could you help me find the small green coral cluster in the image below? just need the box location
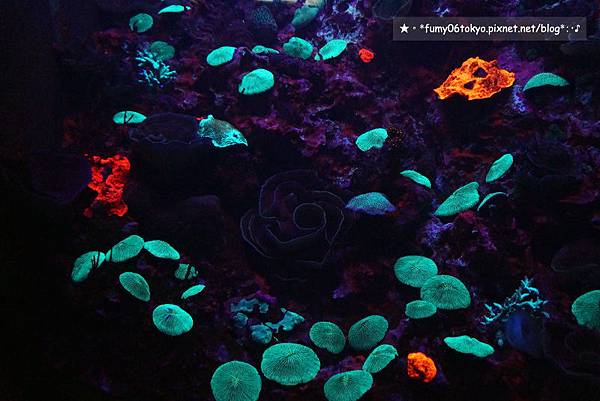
[230,298,304,345]
[309,316,394,401]
[480,277,548,326]
[72,234,204,336]
[135,48,177,88]
[393,254,470,317]
[396,153,513,216]
[255,315,394,401]
[432,152,514,216]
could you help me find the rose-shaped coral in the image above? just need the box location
[240,170,349,271]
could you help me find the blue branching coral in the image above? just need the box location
[481,277,549,326]
[135,48,177,88]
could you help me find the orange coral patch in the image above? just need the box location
[407,352,437,383]
[85,154,130,217]
[434,57,515,101]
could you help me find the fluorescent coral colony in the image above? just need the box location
[6,1,600,401]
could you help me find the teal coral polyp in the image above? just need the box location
[207,46,236,67]
[348,315,389,351]
[261,343,320,386]
[152,304,194,336]
[211,361,262,401]
[283,37,314,59]
[239,69,275,95]
[355,128,388,151]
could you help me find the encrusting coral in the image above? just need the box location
[434,57,515,100]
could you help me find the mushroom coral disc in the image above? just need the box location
[434,57,515,101]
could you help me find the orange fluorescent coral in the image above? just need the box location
[407,352,437,383]
[85,154,130,217]
[359,48,375,63]
[434,57,515,101]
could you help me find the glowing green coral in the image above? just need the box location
[181,284,206,300]
[420,275,471,310]
[261,343,320,385]
[71,251,105,282]
[315,39,348,61]
[210,361,262,401]
[175,263,198,280]
[106,235,144,263]
[291,6,319,28]
[152,304,194,336]
[143,240,180,260]
[239,69,275,95]
[400,170,431,189]
[355,128,388,151]
[265,309,304,332]
[158,4,189,14]
[434,182,479,217]
[324,370,373,401]
[477,192,507,211]
[309,321,346,354]
[346,192,396,216]
[405,300,437,319]
[150,41,175,61]
[207,46,236,67]
[571,290,600,331]
[112,111,146,124]
[136,49,176,87]
[252,45,279,55]
[393,255,438,288]
[523,72,569,91]
[283,37,314,60]
[129,13,153,33]
[230,298,269,314]
[481,277,548,326]
[362,344,398,373]
[348,315,388,351]
[118,272,150,302]
[250,324,273,344]
[444,335,494,358]
[485,154,513,183]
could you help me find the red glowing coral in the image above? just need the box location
[85,154,130,217]
[434,57,515,101]
[359,48,374,63]
[407,352,437,383]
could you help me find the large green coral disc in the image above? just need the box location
[261,343,320,385]
[420,275,471,310]
[211,361,262,401]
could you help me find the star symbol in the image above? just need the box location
[399,23,409,33]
